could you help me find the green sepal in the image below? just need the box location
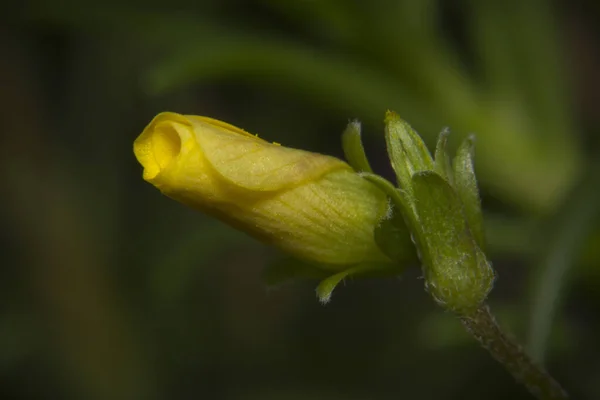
[262,256,330,287]
[342,120,373,173]
[433,127,454,185]
[316,262,401,304]
[360,172,424,260]
[263,256,404,304]
[384,111,434,193]
[374,209,417,264]
[411,171,494,314]
[453,136,486,251]
[360,173,416,226]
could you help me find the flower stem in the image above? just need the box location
[460,304,568,400]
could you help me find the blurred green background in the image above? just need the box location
[2,0,600,399]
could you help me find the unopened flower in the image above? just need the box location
[134,112,391,268]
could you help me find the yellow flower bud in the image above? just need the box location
[134,112,390,268]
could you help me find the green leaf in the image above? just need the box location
[433,127,453,185]
[342,120,373,173]
[143,34,428,126]
[453,136,485,251]
[411,171,494,313]
[262,0,358,43]
[468,0,572,143]
[262,256,330,287]
[527,163,600,363]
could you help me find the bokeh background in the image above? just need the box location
[2,1,600,399]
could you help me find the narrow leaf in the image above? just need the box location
[528,163,600,363]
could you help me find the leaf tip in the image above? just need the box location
[317,291,332,305]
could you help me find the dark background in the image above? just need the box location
[1,1,599,399]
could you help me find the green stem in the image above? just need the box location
[461,304,568,400]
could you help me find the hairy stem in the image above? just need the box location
[460,304,568,400]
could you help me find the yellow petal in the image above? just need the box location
[187,115,350,191]
[238,168,389,266]
[133,112,193,182]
